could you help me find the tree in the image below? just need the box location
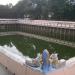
[13,0,33,18]
[0,0,75,20]
[30,0,49,19]
[47,0,67,20]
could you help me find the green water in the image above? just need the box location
[0,35,75,59]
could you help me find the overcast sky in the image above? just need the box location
[0,0,20,5]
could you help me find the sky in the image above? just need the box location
[0,0,20,5]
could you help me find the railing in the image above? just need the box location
[18,19,75,29]
[0,19,75,29]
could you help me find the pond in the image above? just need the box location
[0,35,75,59]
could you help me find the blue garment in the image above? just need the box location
[41,49,55,73]
[41,49,50,73]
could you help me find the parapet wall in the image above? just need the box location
[0,46,75,75]
[0,50,43,75]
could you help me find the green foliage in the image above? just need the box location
[0,0,75,20]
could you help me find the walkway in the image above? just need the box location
[0,31,75,48]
